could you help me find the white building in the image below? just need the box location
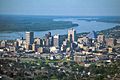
[53,34,59,47]
[68,28,76,42]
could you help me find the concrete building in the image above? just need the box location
[9,46,16,52]
[42,39,46,47]
[44,32,52,47]
[45,38,49,46]
[68,28,76,42]
[32,43,36,51]
[34,38,41,45]
[78,36,89,44]
[116,39,120,44]
[97,34,105,43]
[26,32,34,45]
[74,53,86,63]
[48,32,51,37]
[53,34,59,47]
[49,36,53,46]
[32,43,39,52]
[0,40,6,47]
[38,47,43,53]
[14,41,19,51]
[26,32,34,50]
[50,47,59,53]
[17,39,23,46]
[106,38,116,47]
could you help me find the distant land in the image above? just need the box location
[99,25,120,38]
[78,16,120,24]
[0,15,120,32]
[0,15,78,32]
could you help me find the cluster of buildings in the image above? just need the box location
[0,28,120,66]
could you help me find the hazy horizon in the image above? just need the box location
[0,0,120,16]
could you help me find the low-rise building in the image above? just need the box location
[106,38,117,47]
[74,53,86,63]
[37,47,43,53]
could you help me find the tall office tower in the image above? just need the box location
[68,28,76,42]
[97,34,105,43]
[44,34,49,46]
[45,38,49,46]
[45,32,52,46]
[42,39,46,47]
[49,36,53,46]
[48,32,51,37]
[53,34,59,47]
[26,32,34,50]
[14,41,19,51]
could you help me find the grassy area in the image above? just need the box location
[0,57,35,62]
[45,59,68,64]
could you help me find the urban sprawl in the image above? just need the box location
[0,28,120,80]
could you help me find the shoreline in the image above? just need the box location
[0,16,120,40]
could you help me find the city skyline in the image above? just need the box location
[0,0,120,16]
[0,0,120,80]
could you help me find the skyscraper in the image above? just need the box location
[26,32,34,50]
[44,34,49,46]
[48,32,51,37]
[97,34,105,43]
[53,34,59,47]
[68,28,76,42]
[49,36,53,46]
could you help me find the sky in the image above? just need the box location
[0,0,120,16]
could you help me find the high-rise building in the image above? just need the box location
[26,32,34,45]
[45,38,49,46]
[42,39,46,47]
[44,33,49,46]
[49,36,53,46]
[14,41,19,51]
[26,32,34,50]
[68,28,76,42]
[43,32,53,47]
[48,32,51,37]
[97,34,105,43]
[53,34,59,47]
